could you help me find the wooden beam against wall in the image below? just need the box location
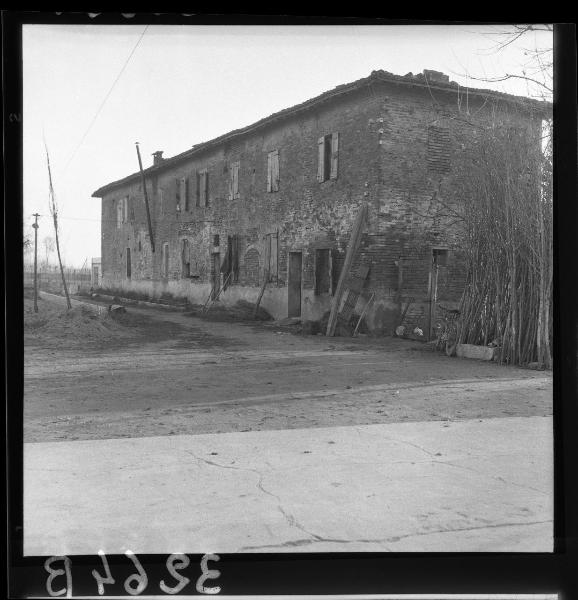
[325,202,368,337]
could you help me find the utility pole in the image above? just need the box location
[32,213,40,313]
[135,142,155,253]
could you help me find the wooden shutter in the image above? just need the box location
[269,231,278,280]
[317,137,325,182]
[272,150,279,192]
[184,177,190,210]
[195,172,200,206]
[233,162,240,199]
[199,171,207,207]
[180,178,187,209]
[267,152,272,192]
[330,132,339,180]
[427,126,451,173]
[205,171,210,206]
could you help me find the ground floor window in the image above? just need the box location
[314,248,332,295]
[126,248,131,278]
[162,242,169,279]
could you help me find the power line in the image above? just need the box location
[61,25,149,175]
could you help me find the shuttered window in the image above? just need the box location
[267,150,279,192]
[198,170,209,207]
[230,161,240,199]
[179,177,188,211]
[265,231,278,281]
[317,133,339,182]
[427,126,450,173]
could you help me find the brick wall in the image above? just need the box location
[99,79,542,333]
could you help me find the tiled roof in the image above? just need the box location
[92,69,551,198]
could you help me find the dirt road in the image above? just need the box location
[24,294,552,443]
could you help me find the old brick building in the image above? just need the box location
[92,69,547,335]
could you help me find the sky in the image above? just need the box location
[22,23,553,267]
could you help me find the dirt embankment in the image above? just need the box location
[23,293,172,348]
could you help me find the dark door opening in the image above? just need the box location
[126,248,131,279]
[288,251,302,317]
[211,252,221,300]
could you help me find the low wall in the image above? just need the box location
[100,276,400,333]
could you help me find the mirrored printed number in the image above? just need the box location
[196,553,221,595]
[92,550,116,595]
[44,556,72,598]
[159,553,191,595]
[124,550,148,595]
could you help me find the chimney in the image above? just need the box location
[423,69,449,84]
[152,151,164,166]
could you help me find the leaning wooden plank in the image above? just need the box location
[326,203,368,336]
[254,269,270,318]
[353,292,375,337]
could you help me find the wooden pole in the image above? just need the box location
[45,145,72,309]
[135,142,155,253]
[32,213,40,312]
[254,270,269,318]
[326,202,368,337]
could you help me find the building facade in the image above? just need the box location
[92,69,547,335]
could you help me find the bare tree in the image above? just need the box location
[465,24,553,101]
[42,236,56,268]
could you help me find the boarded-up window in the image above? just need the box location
[267,150,280,192]
[317,133,339,182]
[314,248,332,295]
[181,239,190,277]
[265,231,278,281]
[117,197,128,228]
[427,126,450,173]
[198,170,209,207]
[229,161,240,199]
[162,242,169,279]
[244,248,261,287]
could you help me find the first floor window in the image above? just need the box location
[317,132,339,182]
[267,150,279,192]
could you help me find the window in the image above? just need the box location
[432,247,449,266]
[159,188,164,214]
[265,231,278,281]
[229,161,240,199]
[162,242,169,279]
[181,239,191,278]
[221,234,240,283]
[126,248,132,278]
[427,126,450,173]
[314,248,332,295]
[116,197,128,228]
[317,133,339,182]
[197,170,209,207]
[267,150,279,192]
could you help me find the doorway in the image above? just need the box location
[211,252,221,300]
[288,251,302,317]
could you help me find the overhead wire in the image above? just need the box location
[60,25,149,176]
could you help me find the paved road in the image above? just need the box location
[25,416,552,555]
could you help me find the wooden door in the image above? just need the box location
[211,252,220,300]
[288,252,302,317]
